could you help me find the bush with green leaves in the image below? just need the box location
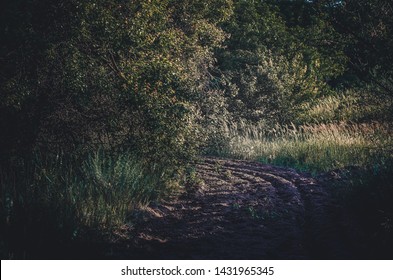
[216,0,346,125]
[0,0,234,257]
[331,0,393,96]
[0,0,232,177]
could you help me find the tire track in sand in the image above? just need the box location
[108,157,353,259]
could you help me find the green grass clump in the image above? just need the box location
[0,151,162,258]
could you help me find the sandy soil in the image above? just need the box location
[104,157,361,259]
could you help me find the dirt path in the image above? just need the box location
[106,157,356,259]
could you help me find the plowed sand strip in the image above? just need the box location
[109,157,353,259]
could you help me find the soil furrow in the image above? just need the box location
[106,157,352,259]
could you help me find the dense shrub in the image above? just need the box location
[0,0,231,174]
[0,0,233,258]
[216,0,346,125]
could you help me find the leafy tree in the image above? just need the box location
[328,0,393,95]
[216,0,346,124]
[0,0,232,180]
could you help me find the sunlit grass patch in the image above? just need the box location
[215,120,392,173]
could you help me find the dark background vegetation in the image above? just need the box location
[1,0,392,258]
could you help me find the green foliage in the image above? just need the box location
[0,0,232,174]
[0,151,161,258]
[1,0,393,258]
[0,1,234,256]
[216,0,347,125]
[330,0,393,95]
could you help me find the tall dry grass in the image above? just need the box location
[215,120,392,172]
[297,89,393,124]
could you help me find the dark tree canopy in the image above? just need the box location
[1,0,391,162]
